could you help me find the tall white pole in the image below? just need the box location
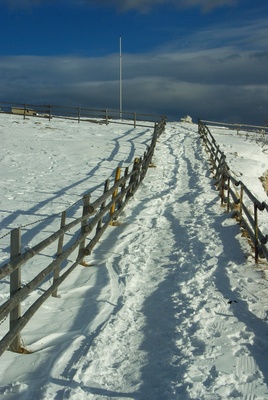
[119,36,122,120]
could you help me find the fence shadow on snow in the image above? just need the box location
[0,116,166,356]
[198,120,268,265]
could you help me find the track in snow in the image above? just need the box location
[3,122,268,400]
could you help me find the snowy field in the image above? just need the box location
[1,114,268,399]
[208,124,268,203]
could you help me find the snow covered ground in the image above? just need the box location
[208,124,268,203]
[1,114,268,399]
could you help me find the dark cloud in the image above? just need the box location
[0,5,267,125]
[1,40,268,124]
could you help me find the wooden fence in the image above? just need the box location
[198,120,268,264]
[200,119,268,135]
[0,117,166,357]
[0,101,163,128]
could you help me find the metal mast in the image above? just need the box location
[119,36,122,120]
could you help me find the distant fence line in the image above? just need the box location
[201,119,268,135]
[0,101,164,128]
[198,119,268,264]
[0,116,166,357]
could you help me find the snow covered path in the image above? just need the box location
[43,123,268,399]
[1,122,268,399]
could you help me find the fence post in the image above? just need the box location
[23,104,26,120]
[227,176,231,213]
[97,179,110,232]
[49,105,52,121]
[239,185,244,222]
[215,145,220,164]
[79,194,91,265]
[110,166,121,224]
[52,211,66,297]
[105,109,109,125]
[9,228,22,352]
[219,173,226,206]
[254,203,259,263]
[138,152,145,181]
[78,107,81,123]
[126,158,140,200]
[118,167,128,209]
[134,112,137,128]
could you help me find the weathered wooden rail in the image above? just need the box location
[0,101,163,128]
[0,117,166,357]
[199,120,268,264]
[200,119,268,135]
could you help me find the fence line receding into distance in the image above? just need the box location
[0,101,164,128]
[198,119,268,265]
[0,116,166,357]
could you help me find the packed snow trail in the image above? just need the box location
[2,122,268,399]
[41,123,268,399]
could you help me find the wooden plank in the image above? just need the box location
[110,167,121,222]
[0,229,89,323]
[52,211,66,297]
[0,204,95,280]
[97,179,110,232]
[78,194,91,265]
[9,228,22,352]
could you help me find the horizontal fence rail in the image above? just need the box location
[198,119,268,264]
[0,116,166,357]
[0,101,164,128]
[201,119,268,135]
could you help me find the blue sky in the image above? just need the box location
[0,0,268,124]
